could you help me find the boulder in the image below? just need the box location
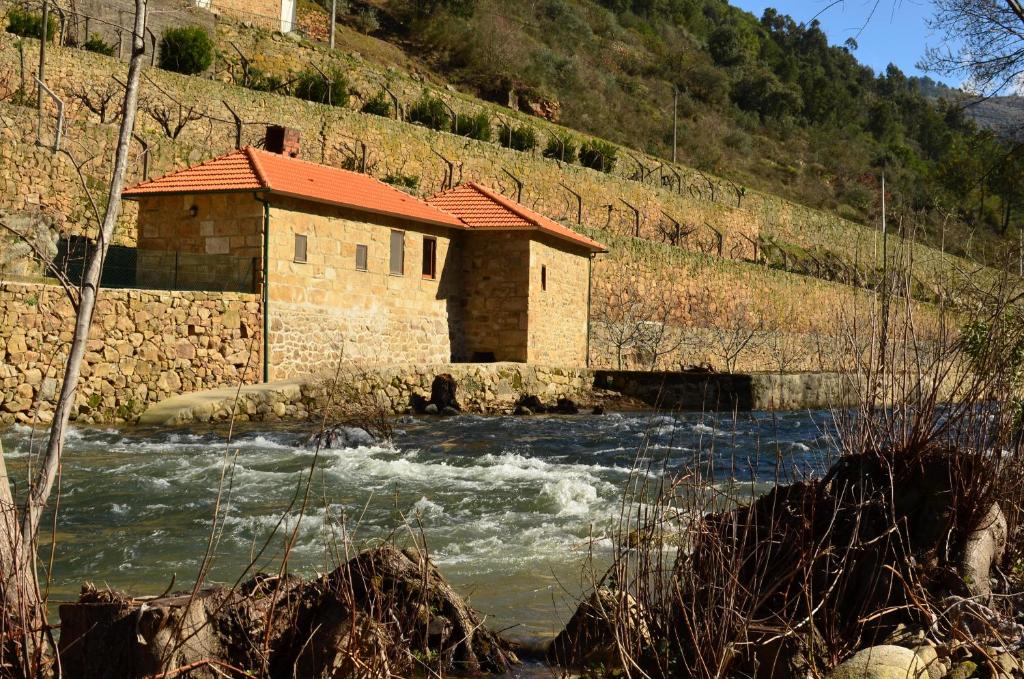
[828,646,928,679]
[554,397,579,414]
[515,395,547,413]
[430,374,460,412]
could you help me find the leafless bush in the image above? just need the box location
[66,80,123,124]
[591,274,685,370]
[701,300,765,373]
[142,97,205,139]
[560,248,1024,677]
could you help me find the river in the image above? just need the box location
[1,409,836,648]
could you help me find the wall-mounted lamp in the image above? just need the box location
[188,205,199,218]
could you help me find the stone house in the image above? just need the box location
[122,137,605,381]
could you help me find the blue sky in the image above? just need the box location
[729,0,960,86]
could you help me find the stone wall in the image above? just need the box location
[527,234,590,366]
[135,192,263,291]
[460,232,530,362]
[265,197,462,378]
[0,281,261,424]
[139,363,596,426]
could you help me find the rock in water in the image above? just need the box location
[430,374,460,412]
[307,425,376,449]
[515,394,547,413]
[555,398,579,414]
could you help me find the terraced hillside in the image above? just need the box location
[0,12,1001,370]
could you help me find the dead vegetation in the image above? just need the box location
[553,253,1024,677]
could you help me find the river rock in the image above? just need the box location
[515,394,546,413]
[430,374,460,412]
[554,397,579,414]
[828,645,928,679]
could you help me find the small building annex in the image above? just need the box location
[122,138,606,381]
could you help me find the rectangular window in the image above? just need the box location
[389,230,405,275]
[541,264,547,291]
[422,236,437,280]
[355,244,368,271]
[294,234,308,263]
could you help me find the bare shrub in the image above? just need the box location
[559,248,1024,677]
[591,273,684,370]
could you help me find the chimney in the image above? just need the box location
[265,125,300,158]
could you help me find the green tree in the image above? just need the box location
[158,26,213,75]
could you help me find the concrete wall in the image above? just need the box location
[527,234,590,366]
[265,197,462,379]
[0,281,261,424]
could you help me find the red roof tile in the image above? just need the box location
[426,182,606,252]
[123,147,464,228]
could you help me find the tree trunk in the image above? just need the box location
[3,0,148,661]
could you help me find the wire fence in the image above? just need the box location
[51,237,258,293]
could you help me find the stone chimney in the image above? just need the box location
[264,125,300,158]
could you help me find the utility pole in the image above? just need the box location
[329,0,336,49]
[672,85,678,164]
[36,0,49,145]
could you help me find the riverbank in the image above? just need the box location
[136,365,885,427]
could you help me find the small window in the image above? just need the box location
[389,230,405,275]
[541,264,547,291]
[294,234,308,263]
[422,236,437,280]
[355,244,368,271]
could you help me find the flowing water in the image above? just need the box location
[1,410,837,650]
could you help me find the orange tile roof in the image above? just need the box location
[123,147,464,228]
[426,182,606,252]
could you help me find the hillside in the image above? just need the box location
[0,1,1014,372]
[308,0,1022,261]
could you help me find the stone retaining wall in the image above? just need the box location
[138,363,594,426]
[0,281,261,424]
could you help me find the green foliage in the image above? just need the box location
[543,134,578,163]
[579,139,618,172]
[382,173,420,191]
[5,7,56,41]
[361,91,393,117]
[497,122,538,151]
[244,67,286,93]
[293,67,349,106]
[453,111,492,140]
[82,34,115,56]
[408,95,450,131]
[158,26,213,75]
[708,23,756,66]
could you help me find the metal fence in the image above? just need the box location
[51,237,258,293]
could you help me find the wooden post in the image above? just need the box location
[36,0,50,145]
[672,85,678,164]
[329,0,336,48]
